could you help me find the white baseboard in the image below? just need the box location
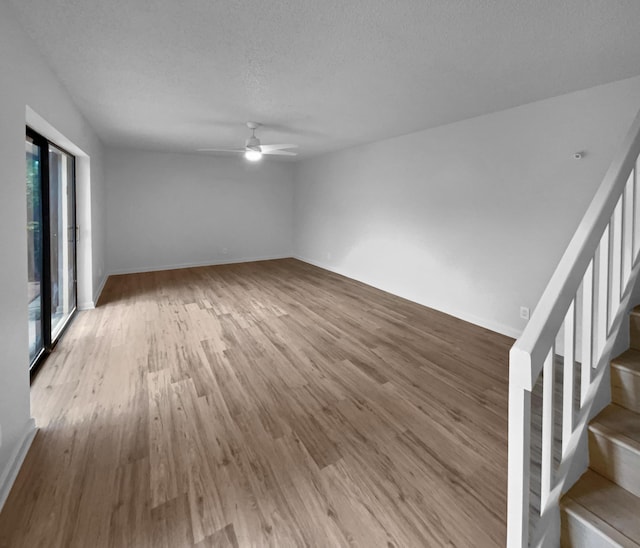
[293,255,522,339]
[92,273,108,307]
[78,274,109,310]
[0,419,37,512]
[78,274,108,310]
[107,254,292,276]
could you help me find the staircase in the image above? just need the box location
[507,106,640,548]
[561,306,640,547]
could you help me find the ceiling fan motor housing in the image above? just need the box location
[245,136,261,150]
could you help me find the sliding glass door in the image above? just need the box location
[26,128,77,372]
[49,145,77,339]
[26,135,44,364]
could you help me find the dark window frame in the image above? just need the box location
[26,127,78,381]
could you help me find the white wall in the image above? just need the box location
[0,0,106,509]
[106,149,295,274]
[294,76,640,337]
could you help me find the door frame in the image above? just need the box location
[26,126,78,380]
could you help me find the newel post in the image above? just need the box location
[507,347,533,548]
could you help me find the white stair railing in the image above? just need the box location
[507,108,640,548]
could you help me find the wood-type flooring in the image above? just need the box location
[0,259,513,547]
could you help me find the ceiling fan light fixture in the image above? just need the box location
[197,122,297,159]
[244,148,262,161]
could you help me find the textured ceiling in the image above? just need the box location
[8,0,640,158]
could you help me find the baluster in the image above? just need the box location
[562,301,576,455]
[634,164,640,263]
[581,261,594,405]
[541,346,555,510]
[596,225,610,361]
[610,198,622,319]
[622,172,634,291]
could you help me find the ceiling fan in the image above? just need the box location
[197,122,297,161]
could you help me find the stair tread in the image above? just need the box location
[562,498,640,548]
[612,349,640,375]
[564,470,640,543]
[590,404,640,446]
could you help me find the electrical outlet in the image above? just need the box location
[520,306,530,320]
[222,247,228,255]
[327,252,332,260]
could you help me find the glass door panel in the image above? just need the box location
[26,136,44,364]
[26,128,77,374]
[49,145,76,340]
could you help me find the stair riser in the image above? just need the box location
[588,431,640,498]
[612,366,640,413]
[561,507,638,548]
[630,313,640,351]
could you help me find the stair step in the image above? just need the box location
[561,470,640,547]
[588,404,640,497]
[612,349,640,413]
[630,306,640,351]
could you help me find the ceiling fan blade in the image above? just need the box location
[263,149,297,156]
[197,148,245,153]
[260,144,298,152]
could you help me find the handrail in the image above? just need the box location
[507,105,640,548]
[511,108,640,392]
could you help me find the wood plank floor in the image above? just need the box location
[0,258,513,547]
